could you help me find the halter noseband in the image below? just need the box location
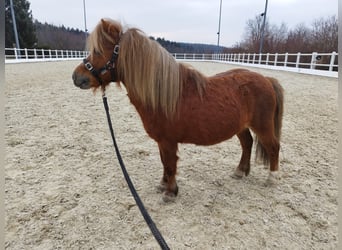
[83,44,120,85]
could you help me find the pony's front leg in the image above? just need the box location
[157,141,179,202]
[232,128,253,178]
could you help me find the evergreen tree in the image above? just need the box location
[5,0,37,48]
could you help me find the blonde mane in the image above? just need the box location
[89,19,207,117]
[86,19,120,56]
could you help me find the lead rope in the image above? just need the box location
[102,94,170,250]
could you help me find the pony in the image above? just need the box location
[72,18,284,202]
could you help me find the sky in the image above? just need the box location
[28,0,337,47]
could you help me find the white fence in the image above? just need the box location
[5,48,88,63]
[173,51,338,78]
[5,48,338,77]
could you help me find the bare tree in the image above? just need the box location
[242,15,266,52]
[238,15,338,68]
[285,23,311,53]
[310,15,338,52]
[266,22,288,52]
[241,16,288,53]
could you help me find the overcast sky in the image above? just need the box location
[28,0,337,47]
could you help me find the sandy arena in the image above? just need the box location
[5,61,338,249]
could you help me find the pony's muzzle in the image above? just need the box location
[72,71,91,89]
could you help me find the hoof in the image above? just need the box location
[162,191,177,203]
[266,171,281,186]
[157,179,178,201]
[231,168,245,179]
[156,183,167,193]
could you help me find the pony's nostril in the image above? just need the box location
[72,72,76,81]
[72,72,82,87]
[73,73,91,89]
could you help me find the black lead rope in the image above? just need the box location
[102,95,170,250]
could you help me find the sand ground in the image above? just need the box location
[5,61,338,249]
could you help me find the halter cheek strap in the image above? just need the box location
[83,44,120,86]
[83,58,104,84]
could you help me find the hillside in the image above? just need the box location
[35,21,86,50]
[34,21,228,53]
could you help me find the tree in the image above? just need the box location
[266,22,288,53]
[310,15,338,52]
[242,15,266,52]
[240,15,337,54]
[5,0,37,48]
[34,21,87,50]
[285,23,311,53]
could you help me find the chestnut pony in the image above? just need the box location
[72,19,284,201]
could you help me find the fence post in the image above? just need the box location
[49,49,52,59]
[14,48,18,59]
[266,53,270,65]
[258,53,262,64]
[42,49,45,59]
[274,53,278,66]
[24,48,28,59]
[296,52,301,68]
[310,52,317,69]
[284,53,288,67]
[329,51,336,71]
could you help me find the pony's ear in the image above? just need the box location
[101,19,121,39]
[101,19,110,31]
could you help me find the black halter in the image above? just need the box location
[83,44,120,85]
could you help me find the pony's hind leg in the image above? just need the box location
[255,133,281,185]
[232,128,253,179]
[157,141,179,202]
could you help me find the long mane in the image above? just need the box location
[89,19,207,118]
[86,18,119,56]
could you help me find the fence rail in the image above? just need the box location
[173,51,338,77]
[5,48,338,77]
[5,48,88,63]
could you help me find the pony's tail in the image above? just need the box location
[255,77,284,165]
